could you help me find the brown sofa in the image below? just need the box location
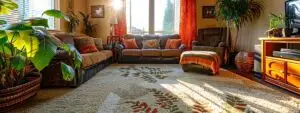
[41,32,113,87]
[117,34,185,63]
[192,28,227,65]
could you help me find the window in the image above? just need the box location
[0,0,56,29]
[126,0,180,35]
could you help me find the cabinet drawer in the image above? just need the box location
[266,70,285,82]
[287,74,300,88]
[287,62,300,76]
[266,59,286,72]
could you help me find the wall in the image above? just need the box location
[196,0,220,29]
[237,0,285,51]
[196,0,285,51]
[87,0,113,44]
[59,0,87,33]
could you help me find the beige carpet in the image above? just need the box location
[11,64,300,113]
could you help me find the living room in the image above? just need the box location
[0,0,300,113]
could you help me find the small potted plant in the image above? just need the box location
[0,0,82,112]
[79,12,97,37]
[266,13,287,37]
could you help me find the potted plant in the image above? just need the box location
[266,13,287,37]
[0,0,82,111]
[216,0,263,65]
[67,11,80,34]
[79,12,97,37]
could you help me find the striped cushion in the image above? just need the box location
[165,39,181,49]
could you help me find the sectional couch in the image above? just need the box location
[117,34,185,63]
[41,32,113,87]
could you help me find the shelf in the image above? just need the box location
[266,56,300,64]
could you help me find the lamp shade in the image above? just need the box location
[109,16,118,25]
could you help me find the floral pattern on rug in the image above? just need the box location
[9,64,300,113]
[119,65,173,83]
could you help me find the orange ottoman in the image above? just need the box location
[180,51,221,75]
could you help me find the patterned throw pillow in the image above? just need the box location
[165,39,181,49]
[75,37,99,54]
[143,39,160,49]
[93,38,104,51]
[122,38,139,49]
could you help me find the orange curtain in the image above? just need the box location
[114,0,127,36]
[179,0,197,50]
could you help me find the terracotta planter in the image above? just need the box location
[235,52,254,73]
[0,72,41,112]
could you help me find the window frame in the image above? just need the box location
[126,0,179,35]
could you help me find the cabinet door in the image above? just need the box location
[287,62,300,88]
[266,59,286,82]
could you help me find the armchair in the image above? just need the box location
[192,28,227,65]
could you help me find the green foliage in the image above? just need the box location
[79,12,97,36]
[162,0,175,34]
[0,0,18,15]
[11,55,25,71]
[216,0,263,28]
[269,13,285,29]
[60,62,75,81]
[216,0,263,52]
[0,3,82,89]
[0,20,6,25]
[66,11,80,33]
[43,9,70,21]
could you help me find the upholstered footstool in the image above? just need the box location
[180,51,221,75]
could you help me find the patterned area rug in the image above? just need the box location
[11,64,300,113]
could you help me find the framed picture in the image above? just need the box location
[91,5,105,18]
[202,6,216,18]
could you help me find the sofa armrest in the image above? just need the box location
[218,42,226,47]
[178,44,186,51]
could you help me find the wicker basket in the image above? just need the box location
[0,72,41,112]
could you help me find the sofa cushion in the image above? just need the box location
[161,49,182,57]
[122,38,139,49]
[165,39,181,49]
[100,50,113,59]
[75,37,98,54]
[81,52,106,68]
[93,38,104,51]
[124,34,143,49]
[159,34,180,49]
[142,49,161,57]
[122,49,142,56]
[142,39,160,49]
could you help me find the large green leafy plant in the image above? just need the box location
[0,0,82,89]
[216,0,263,52]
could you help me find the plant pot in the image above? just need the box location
[235,52,254,73]
[0,72,41,112]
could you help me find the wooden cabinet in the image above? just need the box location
[260,38,300,95]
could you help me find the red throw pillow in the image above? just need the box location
[122,38,139,49]
[75,37,99,54]
[80,45,99,54]
[165,39,181,49]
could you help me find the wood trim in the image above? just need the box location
[261,38,300,95]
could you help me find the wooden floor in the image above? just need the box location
[225,66,300,98]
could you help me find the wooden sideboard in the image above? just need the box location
[260,38,300,94]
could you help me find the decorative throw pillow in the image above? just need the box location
[75,37,99,54]
[93,38,104,51]
[122,38,139,49]
[143,39,160,49]
[165,39,181,49]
